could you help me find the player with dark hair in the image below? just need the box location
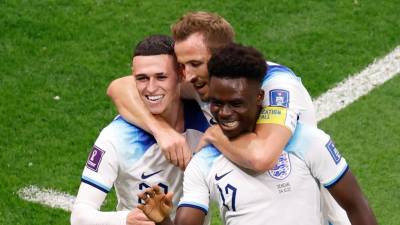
[70,35,209,225]
[107,11,350,224]
[137,43,378,225]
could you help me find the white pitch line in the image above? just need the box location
[314,46,400,121]
[17,46,400,211]
[18,185,76,211]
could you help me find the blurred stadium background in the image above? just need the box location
[1,1,399,224]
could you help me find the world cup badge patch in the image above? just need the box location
[86,145,105,172]
[325,139,341,164]
[269,89,289,107]
[268,152,291,180]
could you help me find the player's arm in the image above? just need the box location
[199,123,291,172]
[107,76,191,169]
[71,141,154,225]
[71,183,154,225]
[200,80,301,172]
[306,131,378,225]
[327,170,378,225]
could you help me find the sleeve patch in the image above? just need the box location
[86,145,105,172]
[325,140,342,165]
[269,89,289,107]
[257,106,287,125]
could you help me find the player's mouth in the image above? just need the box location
[192,81,208,99]
[193,80,206,89]
[146,95,164,103]
[219,120,239,131]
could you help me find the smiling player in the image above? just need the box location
[137,43,378,225]
[70,35,209,225]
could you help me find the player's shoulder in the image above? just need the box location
[182,99,209,133]
[266,61,295,74]
[285,123,331,157]
[192,145,221,166]
[189,145,222,176]
[100,115,147,136]
[263,61,301,84]
[98,115,156,149]
[196,144,221,158]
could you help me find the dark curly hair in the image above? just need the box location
[133,35,175,57]
[207,43,267,84]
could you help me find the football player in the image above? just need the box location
[137,43,378,225]
[70,35,209,225]
[107,11,348,224]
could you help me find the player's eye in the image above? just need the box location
[230,101,244,108]
[190,61,202,68]
[135,75,149,81]
[156,75,168,80]
[210,99,223,107]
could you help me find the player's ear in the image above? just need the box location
[177,63,185,82]
[257,89,264,106]
[131,56,136,75]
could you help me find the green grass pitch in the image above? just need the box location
[1,1,399,224]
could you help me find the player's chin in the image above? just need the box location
[220,127,242,139]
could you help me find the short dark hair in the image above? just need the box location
[133,35,175,57]
[208,43,267,84]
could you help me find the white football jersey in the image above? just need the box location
[260,61,349,225]
[179,124,349,225]
[80,100,209,215]
[256,61,316,132]
[196,61,348,224]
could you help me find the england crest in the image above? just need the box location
[268,152,291,180]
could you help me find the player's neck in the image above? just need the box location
[161,99,184,133]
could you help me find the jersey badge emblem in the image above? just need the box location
[268,152,291,180]
[269,89,289,107]
[325,139,341,164]
[86,145,105,172]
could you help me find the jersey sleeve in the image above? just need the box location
[81,132,119,193]
[304,131,349,188]
[178,154,210,215]
[71,182,129,225]
[257,75,309,133]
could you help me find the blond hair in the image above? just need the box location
[171,11,235,52]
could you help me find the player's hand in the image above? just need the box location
[137,185,174,223]
[126,208,155,225]
[196,125,227,152]
[153,125,191,170]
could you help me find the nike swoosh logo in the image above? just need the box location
[215,170,233,181]
[141,170,163,179]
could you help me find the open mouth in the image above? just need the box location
[146,95,164,102]
[219,120,239,130]
[193,81,206,89]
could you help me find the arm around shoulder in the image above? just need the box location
[202,123,291,173]
[107,75,155,132]
[106,76,191,170]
